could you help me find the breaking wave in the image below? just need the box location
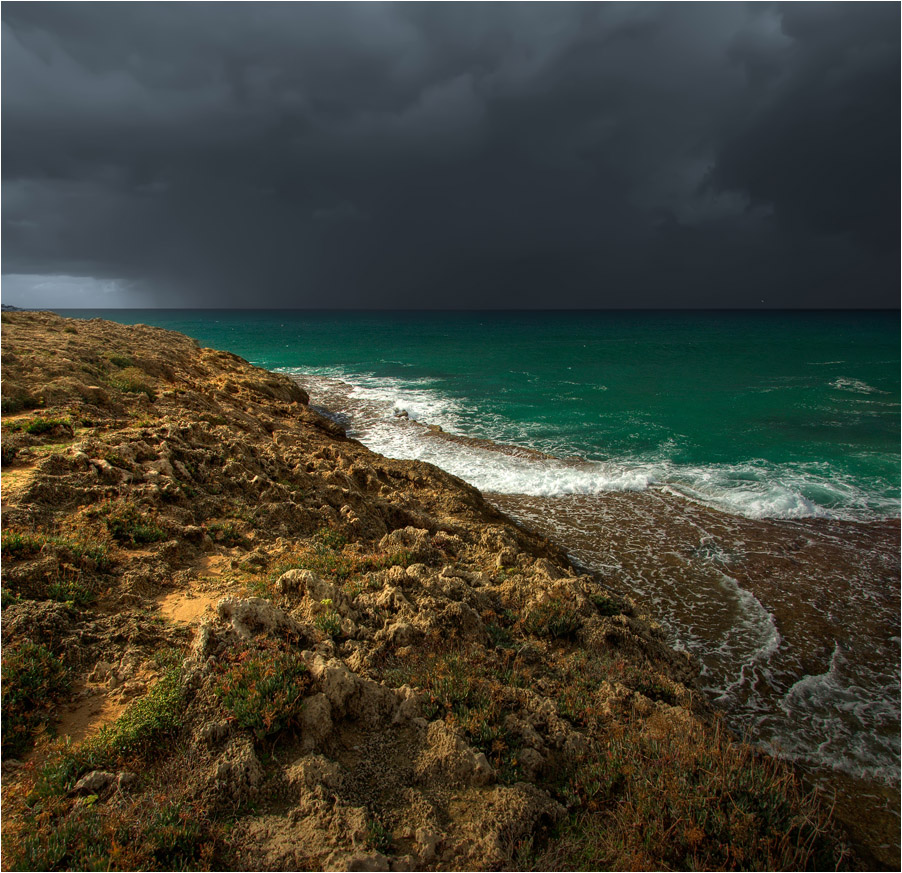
[280,368,899,522]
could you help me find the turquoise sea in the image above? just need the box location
[59,310,899,521]
[58,308,900,859]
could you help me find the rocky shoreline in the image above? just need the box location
[1,311,852,870]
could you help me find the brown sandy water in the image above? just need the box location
[490,490,900,867]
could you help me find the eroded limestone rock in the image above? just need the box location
[217,596,305,640]
[414,720,495,787]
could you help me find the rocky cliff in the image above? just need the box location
[0,311,848,871]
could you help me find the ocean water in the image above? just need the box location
[58,309,900,859]
[60,310,900,521]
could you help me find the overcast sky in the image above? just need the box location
[2,1,899,309]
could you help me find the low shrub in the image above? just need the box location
[1,641,70,759]
[314,600,342,637]
[521,599,582,640]
[213,640,312,740]
[1,394,43,414]
[1,529,44,558]
[25,417,72,436]
[46,578,95,607]
[483,608,518,651]
[271,542,355,583]
[108,367,155,401]
[1,529,112,574]
[486,621,516,650]
[366,817,393,854]
[342,577,369,600]
[542,716,849,871]
[62,538,112,572]
[31,665,185,801]
[12,803,120,871]
[1,587,22,608]
[99,667,184,760]
[141,801,207,869]
[590,593,623,616]
[11,795,217,871]
[206,521,244,546]
[3,416,73,437]
[357,549,415,574]
[90,502,166,546]
[1,442,18,466]
[312,527,348,551]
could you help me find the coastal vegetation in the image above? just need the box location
[213,640,312,739]
[0,311,851,870]
[2,640,70,759]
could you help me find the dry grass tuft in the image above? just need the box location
[535,713,849,872]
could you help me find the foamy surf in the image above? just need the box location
[281,368,899,522]
[830,377,888,394]
[776,643,902,786]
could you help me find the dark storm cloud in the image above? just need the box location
[2,2,898,308]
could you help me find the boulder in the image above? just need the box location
[72,770,116,795]
[213,736,264,801]
[217,596,305,640]
[414,720,495,787]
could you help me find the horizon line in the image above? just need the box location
[7,305,900,314]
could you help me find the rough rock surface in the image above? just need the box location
[0,312,849,872]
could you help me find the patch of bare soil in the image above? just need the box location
[55,690,127,746]
[157,589,219,626]
[1,463,37,505]
[195,553,232,576]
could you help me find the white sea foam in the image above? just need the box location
[363,422,658,496]
[281,368,899,522]
[830,376,887,394]
[710,571,782,704]
[281,367,466,431]
[667,462,899,521]
[775,644,902,784]
[663,473,830,519]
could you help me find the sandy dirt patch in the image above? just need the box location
[0,464,37,505]
[196,553,232,576]
[157,589,219,625]
[55,691,127,745]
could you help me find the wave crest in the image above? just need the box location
[282,368,899,522]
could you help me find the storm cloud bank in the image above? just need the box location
[2,2,899,308]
